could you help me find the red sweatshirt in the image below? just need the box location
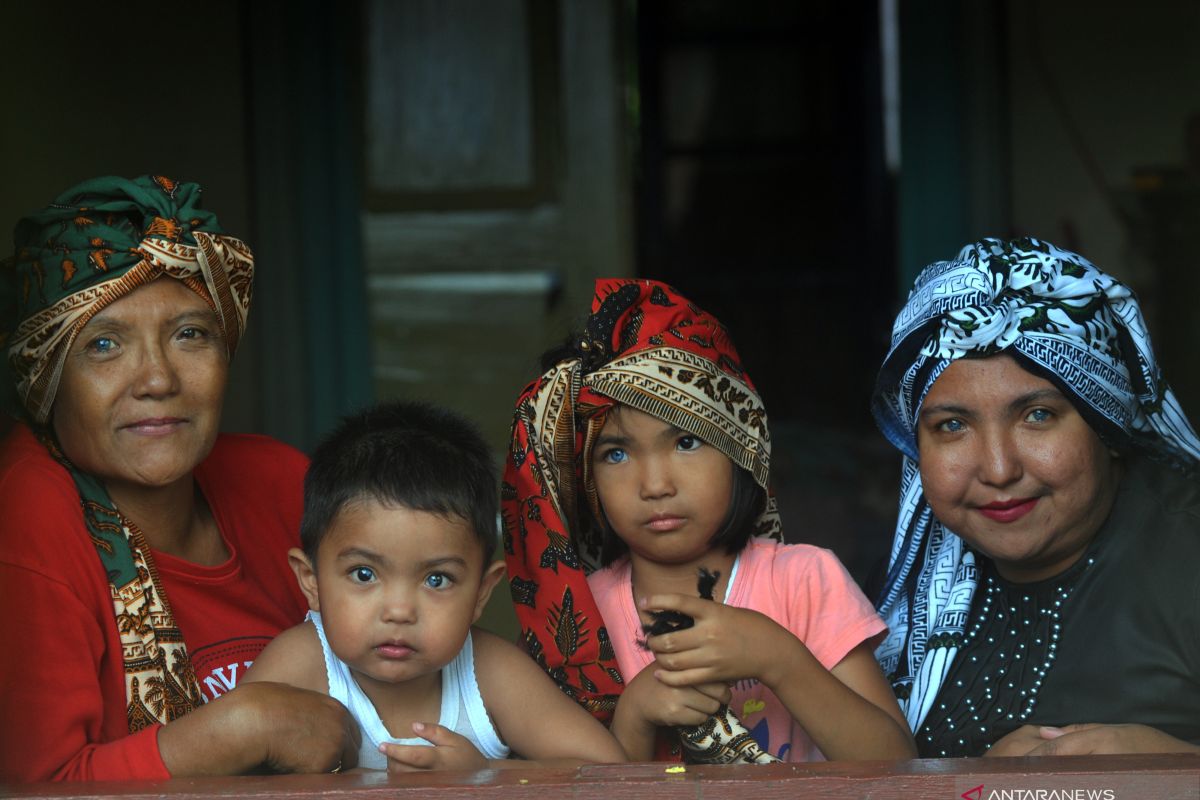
[0,424,309,783]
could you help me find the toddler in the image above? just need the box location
[246,401,626,771]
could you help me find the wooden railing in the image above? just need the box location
[4,755,1198,800]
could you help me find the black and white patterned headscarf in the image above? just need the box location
[871,237,1200,731]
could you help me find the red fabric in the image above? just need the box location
[502,279,760,725]
[0,424,308,783]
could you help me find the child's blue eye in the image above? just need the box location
[350,566,376,584]
[601,448,627,465]
[424,572,452,589]
[677,435,702,452]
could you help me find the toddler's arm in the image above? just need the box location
[643,594,916,760]
[473,628,627,766]
[241,620,329,693]
[165,621,361,774]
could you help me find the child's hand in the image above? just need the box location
[625,663,732,729]
[640,593,800,690]
[379,722,489,773]
[610,665,731,760]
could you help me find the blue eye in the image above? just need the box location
[938,418,965,433]
[1026,408,1052,424]
[677,435,702,452]
[424,572,451,589]
[601,448,627,465]
[350,566,376,584]
[88,337,116,354]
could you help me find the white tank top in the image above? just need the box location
[308,611,509,769]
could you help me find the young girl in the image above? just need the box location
[503,279,915,762]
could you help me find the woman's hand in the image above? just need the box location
[609,665,731,760]
[157,681,360,775]
[380,723,488,772]
[986,723,1200,757]
[640,593,797,690]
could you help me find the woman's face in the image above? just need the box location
[917,354,1121,583]
[52,278,228,496]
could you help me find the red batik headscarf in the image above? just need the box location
[502,278,780,723]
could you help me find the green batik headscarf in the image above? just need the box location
[1,175,254,731]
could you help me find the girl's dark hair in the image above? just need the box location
[595,463,766,566]
[300,401,498,568]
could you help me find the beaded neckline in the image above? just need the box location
[916,551,1097,757]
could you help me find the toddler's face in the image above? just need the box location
[591,405,733,568]
[307,499,500,691]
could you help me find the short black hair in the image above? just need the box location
[596,462,766,566]
[300,401,499,566]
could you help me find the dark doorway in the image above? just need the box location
[633,1,899,575]
[634,0,895,429]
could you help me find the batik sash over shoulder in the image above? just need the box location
[870,237,1200,731]
[503,278,779,722]
[1,175,255,731]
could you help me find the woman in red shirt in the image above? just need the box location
[0,175,358,782]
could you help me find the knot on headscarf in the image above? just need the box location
[502,278,779,722]
[2,175,253,423]
[910,239,1123,365]
[871,236,1200,733]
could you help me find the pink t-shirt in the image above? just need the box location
[587,537,886,762]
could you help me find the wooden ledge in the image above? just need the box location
[4,754,1198,800]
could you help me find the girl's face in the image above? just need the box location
[591,406,734,568]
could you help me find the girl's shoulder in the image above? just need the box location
[585,555,631,594]
[735,538,866,604]
[739,536,848,576]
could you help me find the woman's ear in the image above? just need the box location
[472,560,508,623]
[288,547,321,612]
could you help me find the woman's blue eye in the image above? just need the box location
[938,418,964,433]
[350,566,376,584]
[424,572,450,589]
[601,448,627,465]
[677,435,702,452]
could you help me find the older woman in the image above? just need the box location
[0,176,358,782]
[872,237,1200,757]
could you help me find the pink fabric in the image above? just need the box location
[587,537,886,762]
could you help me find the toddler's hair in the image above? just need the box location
[300,400,499,566]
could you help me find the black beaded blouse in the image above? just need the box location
[914,457,1200,757]
[915,553,1093,757]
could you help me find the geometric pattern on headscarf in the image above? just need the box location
[2,175,253,731]
[4,174,252,425]
[503,278,779,726]
[871,236,1200,731]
